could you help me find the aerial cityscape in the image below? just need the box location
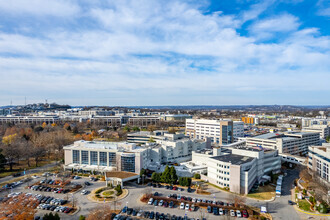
[0,1,329,220]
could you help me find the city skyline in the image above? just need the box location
[0,0,329,106]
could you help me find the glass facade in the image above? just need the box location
[121,156,135,172]
[109,152,116,166]
[99,152,107,166]
[73,150,80,164]
[90,151,98,165]
[81,151,89,165]
[221,125,233,144]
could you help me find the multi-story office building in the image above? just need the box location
[302,125,330,139]
[64,141,149,173]
[127,130,168,144]
[0,115,60,124]
[185,119,235,145]
[233,121,244,140]
[160,114,192,121]
[192,147,281,194]
[245,132,320,156]
[308,143,330,185]
[64,134,206,173]
[127,116,160,127]
[90,116,129,127]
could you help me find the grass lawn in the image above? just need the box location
[102,190,115,197]
[247,185,276,200]
[298,200,311,212]
[0,159,54,178]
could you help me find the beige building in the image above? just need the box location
[185,119,234,145]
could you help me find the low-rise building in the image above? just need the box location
[302,125,330,139]
[0,115,60,124]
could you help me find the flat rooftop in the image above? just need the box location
[105,171,138,179]
[211,154,254,165]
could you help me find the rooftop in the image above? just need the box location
[105,171,139,179]
[211,154,254,165]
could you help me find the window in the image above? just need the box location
[81,151,89,165]
[109,152,116,166]
[121,156,135,172]
[90,151,98,165]
[72,150,80,164]
[99,152,107,166]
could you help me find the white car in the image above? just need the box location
[180,202,185,210]
[230,210,235,217]
[197,198,201,203]
[236,210,242,218]
[192,198,196,203]
[81,190,88,195]
[177,195,181,200]
[185,204,190,210]
[159,200,164,206]
[148,198,154,205]
[137,210,143,217]
[219,208,224,215]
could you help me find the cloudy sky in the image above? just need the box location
[0,0,329,106]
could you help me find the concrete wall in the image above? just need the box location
[229,165,241,194]
[64,149,72,165]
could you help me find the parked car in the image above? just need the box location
[213,207,218,215]
[153,200,158,206]
[180,202,185,210]
[81,190,88,195]
[219,208,224,215]
[236,210,242,218]
[242,210,248,218]
[185,204,190,210]
[230,210,235,217]
[207,206,212,213]
[169,201,174,208]
[159,200,164,206]
[148,198,154,205]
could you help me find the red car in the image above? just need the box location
[173,186,177,190]
[242,210,248,218]
[64,207,72,213]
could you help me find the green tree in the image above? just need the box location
[79,215,86,220]
[151,172,161,182]
[43,212,60,220]
[140,168,146,177]
[169,166,178,184]
[123,126,131,132]
[326,136,330,143]
[161,165,171,183]
[132,126,140,132]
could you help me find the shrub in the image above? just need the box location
[193,173,201,179]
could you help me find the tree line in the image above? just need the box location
[150,165,192,187]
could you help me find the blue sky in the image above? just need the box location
[0,0,329,106]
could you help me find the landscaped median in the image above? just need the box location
[87,186,128,203]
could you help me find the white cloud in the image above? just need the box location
[0,0,80,17]
[249,14,300,39]
[0,0,329,105]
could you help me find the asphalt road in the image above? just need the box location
[0,162,59,184]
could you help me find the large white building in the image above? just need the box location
[308,143,330,185]
[245,132,320,156]
[192,147,281,194]
[185,119,244,145]
[64,134,206,173]
[0,115,60,124]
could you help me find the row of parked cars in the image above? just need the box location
[119,206,201,220]
[147,183,192,192]
[37,204,72,213]
[148,198,176,208]
[206,206,249,218]
[155,192,235,207]
[40,179,62,185]
[30,184,68,193]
